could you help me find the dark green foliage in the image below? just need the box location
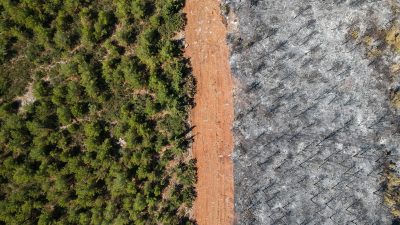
[0,0,196,224]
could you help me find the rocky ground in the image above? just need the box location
[225,0,400,224]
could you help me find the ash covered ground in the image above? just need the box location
[225,0,400,224]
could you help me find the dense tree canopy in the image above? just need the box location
[0,0,196,224]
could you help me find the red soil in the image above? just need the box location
[184,0,234,224]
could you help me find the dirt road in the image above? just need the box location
[183,0,234,224]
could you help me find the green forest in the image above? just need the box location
[0,0,196,224]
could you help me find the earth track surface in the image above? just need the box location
[184,0,234,224]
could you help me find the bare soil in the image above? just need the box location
[184,0,234,224]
